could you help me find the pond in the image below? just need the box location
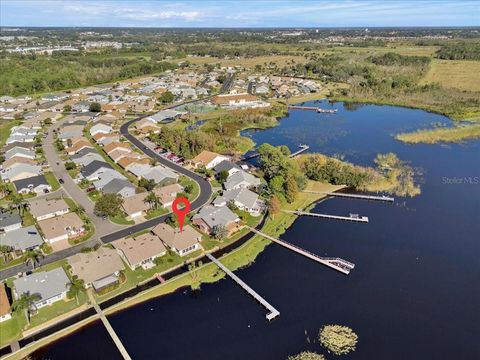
[32,101,480,360]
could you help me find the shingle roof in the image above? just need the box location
[102,178,135,194]
[192,205,239,228]
[0,225,44,250]
[0,212,22,228]
[13,174,49,192]
[13,268,70,303]
[80,160,113,177]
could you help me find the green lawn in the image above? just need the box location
[109,213,134,225]
[145,207,168,220]
[0,119,22,148]
[21,209,36,227]
[179,176,201,202]
[0,312,27,348]
[29,293,87,328]
[44,171,60,191]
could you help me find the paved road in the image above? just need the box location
[0,116,213,280]
[43,119,121,236]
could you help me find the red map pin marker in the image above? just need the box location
[172,197,191,232]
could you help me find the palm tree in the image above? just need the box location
[145,192,160,210]
[67,276,85,305]
[13,292,41,326]
[0,245,14,264]
[24,250,43,270]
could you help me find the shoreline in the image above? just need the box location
[3,183,343,360]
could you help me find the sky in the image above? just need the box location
[1,0,479,28]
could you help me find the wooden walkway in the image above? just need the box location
[289,145,310,157]
[205,253,280,321]
[323,192,394,202]
[248,227,354,275]
[285,210,369,223]
[288,105,337,113]
[91,296,132,360]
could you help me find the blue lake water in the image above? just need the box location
[32,101,480,360]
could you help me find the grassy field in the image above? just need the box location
[420,59,480,91]
[0,119,22,148]
[396,124,480,144]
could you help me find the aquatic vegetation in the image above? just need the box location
[319,325,358,355]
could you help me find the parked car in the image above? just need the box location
[59,178,64,184]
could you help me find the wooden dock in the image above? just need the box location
[285,210,369,223]
[288,105,337,113]
[205,253,280,321]
[289,144,310,157]
[248,227,354,275]
[323,192,394,202]
[91,298,132,360]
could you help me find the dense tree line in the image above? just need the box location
[368,52,430,67]
[0,54,176,96]
[435,42,480,60]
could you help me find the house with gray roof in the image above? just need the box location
[223,170,261,191]
[0,212,22,233]
[102,178,136,198]
[13,174,51,195]
[2,142,35,153]
[71,150,104,167]
[213,188,264,215]
[192,205,240,236]
[213,160,242,177]
[5,147,35,160]
[80,160,113,181]
[1,164,42,182]
[93,169,126,189]
[0,225,44,251]
[13,268,70,309]
[142,166,178,187]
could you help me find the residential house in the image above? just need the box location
[213,160,242,177]
[141,166,178,186]
[112,233,167,270]
[103,142,131,156]
[80,160,113,181]
[4,147,35,161]
[0,284,11,323]
[121,192,149,220]
[0,225,44,251]
[13,175,51,195]
[1,164,42,182]
[152,224,202,257]
[70,149,104,167]
[192,205,240,236]
[65,139,93,155]
[153,183,183,209]
[0,212,22,233]
[213,188,264,215]
[117,157,150,171]
[68,247,124,292]
[28,198,69,221]
[2,142,35,153]
[211,93,269,109]
[37,212,85,243]
[190,151,230,170]
[1,157,37,171]
[101,178,136,198]
[90,123,113,137]
[13,268,70,309]
[58,125,84,141]
[224,170,261,191]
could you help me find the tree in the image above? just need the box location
[13,292,41,326]
[217,170,229,183]
[269,175,285,195]
[138,178,156,191]
[24,249,43,270]
[67,276,85,305]
[63,104,72,113]
[145,192,160,210]
[184,184,194,194]
[158,91,174,104]
[287,352,325,360]
[319,325,358,355]
[212,224,228,240]
[65,161,76,170]
[284,174,298,203]
[43,118,52,125]
[268,195,281,218]
[94,193,123,217]
[188,260,203,290]
[0,245,14,264]
[89,102,101,112]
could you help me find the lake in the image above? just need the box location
[32,100,480,360]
